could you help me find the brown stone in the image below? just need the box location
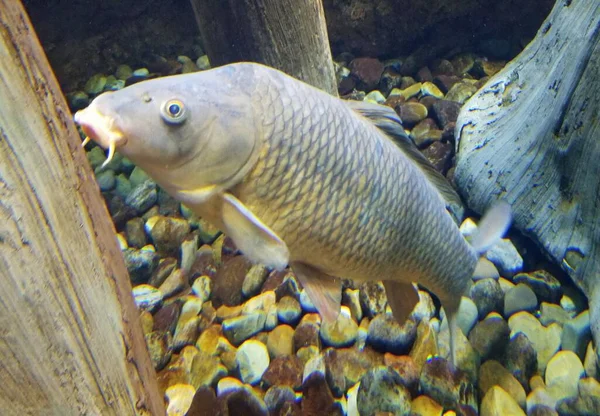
[421,141,453,174]
[383,354,420,396]
[262,355,304,390]
[212,255,253,307]
[431,99,462,128]
[301,372,343,416]
[349,57,385,90]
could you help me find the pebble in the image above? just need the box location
[349,57,385,90]
[129,166,151,187]
[379,68,403,95]
[263,385,296,413]
[411,118,441,148]
[145,215,190,256]
[320,306,358,348]
[277,295,303,325]
[357,366,412,416]
[478,360,526,408]
[561,310,591,359]
[236,340,270,385]
[468,313,510,361]
[421,81,444,98]
[145,330,173,370]
[222,311,266,345]
[472,258,500,281]
[293,320,320,352]
[498,277,516,294]
[367,313,417,354]
[411,290,436,322]
[216,376,243,396]
[422,141,453,173]
[132,284,163,311]
[264,304,278,331]
[528,405,559,416]
[220,385,270,415]
[383,354,420,396]
[359,281,387,318]
[364,90,386,104]
[411,395,443,416]
[241,264,269,298]
[438,315,480,380]
[125,180,157,214]
[172,297,202,349]
[179,233,198,273]
[545,350,584,400]
[114,174,132,199]
[556,377,600,415]
[115,64,133,80]
[125,217,147,248]
[196,55,210,70]
[513,270,562,303]
[469,278,504,319]
[480,385,525,416]
[343,288,363,322]
[456,296,479,337]
[212,256,253,307]
[485,238,523,277]
[165,383,195,416]
[178,55,198,73]
[346,382,360,416]
[396,82,422,100]
[67,90,89,110]
[508,311,561,373]
[189,351,228,388]
[433,74,461,94]
[445,82,478,104]
[103,75,124,91]
[301,372,341,415]
[538,302,572,326]
[416,66,433,82]
[84,73,107,95]
[584,341,598,379]
[419,357,476,411]
[504,283,538,317]
[242,291,276,315]
[158,268,186,299]
[397,102,428,125]
[132,67,150,77]
[262,355,303,390]
[504,332,537,389]
[452,54,476,75]
[409,320,439,368]
[527,387,557,414]
[266,324,294,358]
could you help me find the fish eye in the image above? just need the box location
[160,99,188,125]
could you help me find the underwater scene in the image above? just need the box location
[9,0,599,415]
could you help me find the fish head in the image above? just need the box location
[74,67,261,195]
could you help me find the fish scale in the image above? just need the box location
[74,62,511,365]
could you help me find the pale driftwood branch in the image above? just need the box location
[0,2,164,415]
[190,0,338,96]
[454,0,600,355]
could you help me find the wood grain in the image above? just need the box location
[454,0,600,355]
[0,2,164,415]
[190,0,338,96]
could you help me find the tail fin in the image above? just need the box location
[447,201,512,366]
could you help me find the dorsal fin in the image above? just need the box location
[345,100,464,221]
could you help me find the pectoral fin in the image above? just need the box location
[221,193,289,270]
[291,262,341,323]
[383,280,419,324]
[174,185,219,206]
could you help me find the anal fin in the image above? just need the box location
[221,193,289,270]
[291,262,341,323]
[382,280,419,324]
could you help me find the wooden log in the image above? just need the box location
[190,0,338,96]
[454,0,600,354]
[0,2,164,415]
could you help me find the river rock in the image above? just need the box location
[480,385,525,416]
[357,366,412,416]
[236,340,270,385]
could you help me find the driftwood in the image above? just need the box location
[189,0,338,96]
[455,0,600,354]
[0,2,164,415]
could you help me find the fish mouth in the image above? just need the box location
[74,106,128,168]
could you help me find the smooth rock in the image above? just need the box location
[561,310,591,360]
[349,57,385,90]
[219,385,269,416]
[132,284,162,311]
[421,141,453,173]
[125,217,147,249]
[343,288,363,322]
[158,268,186,299]
[277,295,303,325]
[216,377,243,396]
[545,350,584,401]
[384,354,420,396]
[409,320,439,368]
[396,82,422,100]
[191,275,212,303]
[68,90,89,111]
[262,355,303,390]
[263,385,296,413]
[411,395,443,416]
[357,366,412,416]
[146,330,173,370]
[212,256,253,307]
[503,332,537,390]
[189,351,228,389]
[411,290,437,322]
[153,302,181,334]
[439,314,480,380]
[364,90,386,104]
[445,82,478,104]
[367,313,417,355]
[264,304,278,331]
[478,360,526,409]
[346,382,360,416]
[528,405,559,416]
[433,75,461,94]
[125,180,157,214]
[293,321,320,351]
[84,73,107,95]
[222,311,266,345]
[485,239,523,278]
[538,302,572,326]
[411,118,442,148]
[527,387,557,414]
[421,81,444,98]
[397,102,428,126]
[513,270,562,303]
[243,291,276,315]
[320,306,358,348]
[146,215,190,256]
[480,385,525,416]
[301,372,341,415]
[196,55,210,70]
[165,383,195,416]
[504,283,538,317]
[359,281,387,318]
[267,324,294,358]
[583,341,598,379]
[472,257,500,281]
[469,278,504,319]
[236,340,270,385]
[508,311,562,373]
[242,264,269,298]
[419,357,476,412]
[172,297,203,349]
[124,247,159,284]
[456,296,479,337]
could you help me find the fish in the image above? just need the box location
[74,62,511,365]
